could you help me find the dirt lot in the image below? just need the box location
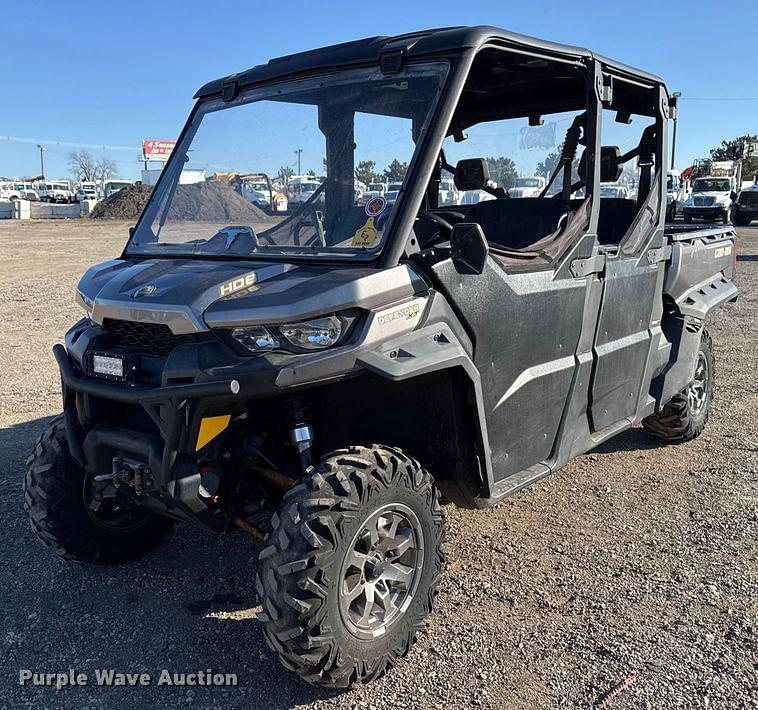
[0,219,755,709]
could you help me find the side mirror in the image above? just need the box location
[451,222,489,275]
[730,191,737,200]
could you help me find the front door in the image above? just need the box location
[430,241,592,480]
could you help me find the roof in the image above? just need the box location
[194,25,665,99]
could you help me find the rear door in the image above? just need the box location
[588,83,668,431]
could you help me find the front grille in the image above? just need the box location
[103,319,201,356]
[694,196,716,207]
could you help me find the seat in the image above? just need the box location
[466,198,571,250]
[596,198,638,245]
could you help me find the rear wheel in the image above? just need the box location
[642,330,714,442]
[256,445,445,688]
[24,415,175,564]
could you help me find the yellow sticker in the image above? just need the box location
[352,217,378,248]
[714,245,732,258]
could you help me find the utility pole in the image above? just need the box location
[670,92,681,170]
[294,148,302,176]
[37,144,46,179]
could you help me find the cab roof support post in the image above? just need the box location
[380,50,476,267]
[656,85,669,230]
[584,60,603,236]
[319,105,355,236]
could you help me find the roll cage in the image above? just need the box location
[125,26,669,269]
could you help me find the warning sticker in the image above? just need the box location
[352,217,378,247]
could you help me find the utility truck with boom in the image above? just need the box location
[25,26,737,689]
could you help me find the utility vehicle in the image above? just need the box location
[510,176,547,198]
[683,159,741,224]
[102,179,133,198]
[732,182,758,226]
[25,26,738,689]
[38,180,75,203]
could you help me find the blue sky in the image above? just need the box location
[3,0,757,181]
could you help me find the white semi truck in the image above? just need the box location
[683,159,741,224]
[509,175,547,198]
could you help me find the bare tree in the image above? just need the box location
[68,150,98,181]
[68,150,119,182]
[96,157,118,181]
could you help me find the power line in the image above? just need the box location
[1,134,137,151]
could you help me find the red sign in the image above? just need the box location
[142,140,176,161]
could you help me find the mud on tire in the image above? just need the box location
[23,415,175,564]
[642,330,715,443]
[255,445,446,688]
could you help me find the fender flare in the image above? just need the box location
[356,322,495,500]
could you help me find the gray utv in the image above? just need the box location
[25,26,738,688]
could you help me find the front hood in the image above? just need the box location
[691,191,729,199]
[77,258,425,334]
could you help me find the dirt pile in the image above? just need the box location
[90,183,153,220]
[166,181,268,222]
[90,181,269,222]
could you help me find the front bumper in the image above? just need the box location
[683,205,727,218]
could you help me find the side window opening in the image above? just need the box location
[596,77,660,249]
[417,47,594,268]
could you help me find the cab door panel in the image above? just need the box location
[589,253,663,431]
[430,256,587,479]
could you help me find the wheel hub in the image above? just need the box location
[338,503,424,639]
[687,351,709,416]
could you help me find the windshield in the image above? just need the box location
[515,177,540,188]
[694,178,730,192]
[127,63,447,260]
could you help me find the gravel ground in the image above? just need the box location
[0,219,755,709]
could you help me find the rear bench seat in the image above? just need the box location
[466,198,571,250]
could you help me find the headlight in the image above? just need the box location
[229,315,344,354]
[230,325,280,351]
[279,316,342,350]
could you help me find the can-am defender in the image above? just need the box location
[25,26,737,688]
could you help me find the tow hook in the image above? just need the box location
[94,457,152,495]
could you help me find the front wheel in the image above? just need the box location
[24,415,175,564]
[642,330,714,442]
[256,445,445,688]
